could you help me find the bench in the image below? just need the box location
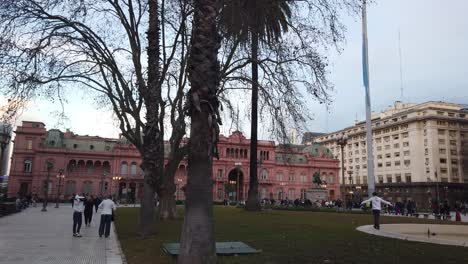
[422,213,430,219]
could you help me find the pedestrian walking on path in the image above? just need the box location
[73,193,85,237]
[98,195,116,238]
[361,192,392,230]
[84,195,94,227]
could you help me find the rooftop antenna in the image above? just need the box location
[398,29,404,102]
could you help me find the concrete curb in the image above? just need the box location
[356,224,468,248]
[106,224,127,264]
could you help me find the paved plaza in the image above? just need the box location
[0,204,124,264]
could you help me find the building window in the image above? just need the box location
[440,158,447,164]
[64,180,76,196]
[449,130,457,137]
[395,161,401,166]
[394,152,400,157]
[90,145,94,150]
[27,140,33,150]
[276,174,283,182]
[385,162,391,167]
[329,175,334,184]
[394,143,399,148]
[217,169,223,179]
[120,162,128,175]
[404,160,411,166]
[403,142,409,147]
[377,163,383,168]
[386,175,392,183]
[82,181,92,195]
[130,162,138,176]
[24,160,32,173]
[217,189,223,200]
[385,153,391,158]
[86,161,93,174]
[403,151,410,156]
[261,188,267,199]
[405,173,412,183]
[402,132,409,138]
[73,144,78,149]
[438,129,445,136]
[300,175,307,182]
[378,176,384,184]
[261,169,268,180]
[288,189,295,199]
[288,174,295,182]
[396,174,402,183]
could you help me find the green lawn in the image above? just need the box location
[115,206,468,264]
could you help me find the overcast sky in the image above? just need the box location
[18,0,468,140]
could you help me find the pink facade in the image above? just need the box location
[8,121,340,202]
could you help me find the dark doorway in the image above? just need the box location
[227,168,244,202]
[19,182,29,196]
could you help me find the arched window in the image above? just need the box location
[230,148,234,158]
[86,160,94,174]
[277,189,284,200]
[130,162,138,176]
[226,148,230,157]
[24,160,32,172]
[261,169,268,180]
[288,189,295,199]
[120,162,128,175]
[329,174,335,184]
[102,161,110,174]
[235,149,239,158]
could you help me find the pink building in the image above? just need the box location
[8,121,340,202]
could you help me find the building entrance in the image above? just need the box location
[227,168,244,202]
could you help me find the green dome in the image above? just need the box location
[302,144,333,158]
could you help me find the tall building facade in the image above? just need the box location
[7,121,340,202]
[310,101,468,206]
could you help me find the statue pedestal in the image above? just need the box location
[307,188,328,201]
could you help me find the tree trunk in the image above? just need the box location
[246,32,261,211]
[139,169,157,237]
[138,0,163,238]
[158,188,177,220]
[178,0,220,263]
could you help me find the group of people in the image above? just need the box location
[71,194,116,238]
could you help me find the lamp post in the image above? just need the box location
[235,162,242,202]
[112,176,122,200]
[41,161,54,212]
[100,172,107,197]
[336,134,348,200]
[55,169,65,208]
[0,124,11,177]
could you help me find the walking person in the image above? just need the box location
[72,193,85,237]
[361,192,392,230]
[94,196,101,213]
[84,196,94,227]
[98,195,116,238]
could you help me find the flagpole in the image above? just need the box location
[362,0,375,196]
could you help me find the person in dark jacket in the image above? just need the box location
[84,196,94,227]
[94,197,101,213]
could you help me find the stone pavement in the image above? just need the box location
[0,204,124,264]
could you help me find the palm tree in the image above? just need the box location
[178,0,221,263]
[220,0,291,211]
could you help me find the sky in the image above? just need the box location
[16,0,468,140]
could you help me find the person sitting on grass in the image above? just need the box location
[361,192,392,230]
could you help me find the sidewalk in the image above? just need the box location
[0,204,124,264]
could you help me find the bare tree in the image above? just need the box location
[0,0,189,235]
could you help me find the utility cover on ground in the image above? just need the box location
[162,242,261,256]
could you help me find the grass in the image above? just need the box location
[115,206,468,264]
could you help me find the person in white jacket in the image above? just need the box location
[73,194,85,237]
[361,192,392,230]
[98,195,116,238]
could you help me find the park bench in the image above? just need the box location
[422,213,430,219]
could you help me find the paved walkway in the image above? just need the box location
[0,204,124,264]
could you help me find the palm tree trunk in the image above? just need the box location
[246,32,261,211]
[139,0,163,237]
[178,0,220,263]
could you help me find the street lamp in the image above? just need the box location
[336,133,348,200]
[100,172,107,197]
[42,161,54,212]
[235,162,242,202]
[0,124,11,177]
[112,176,122,200]
[55,169,65,208]
[348,170,354,185]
